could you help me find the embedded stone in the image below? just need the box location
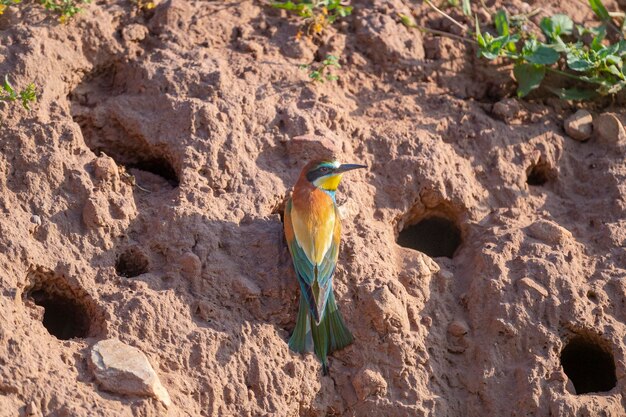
[527,220,572,245]
[594,113,626,145]
[564,109,593,141]
[90,338,171,407]
[518,277,549,298]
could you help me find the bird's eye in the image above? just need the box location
[320,167,330,173]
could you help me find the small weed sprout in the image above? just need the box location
[0,76,37,110]
[39,0,91,23]
[0,0,21,15]
[300,54,341,82]
[271,0,353,38]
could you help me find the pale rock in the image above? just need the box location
[527,220,572,245]
[594,113,626,145]
[352,367,387,400]
[564,109,593,141]
[517,277,549,298]
[90,338,171,407]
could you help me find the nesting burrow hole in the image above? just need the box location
[115,247,150,278]
[526,158,555,186]
[70,67,180,187]
[560,335,617,394]
[23,269,100,340]
[397,214,462,258]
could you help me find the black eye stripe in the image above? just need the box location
[306,165,334,182]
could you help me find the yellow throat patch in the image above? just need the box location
[315,174,343,191]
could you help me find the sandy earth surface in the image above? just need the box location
[1,0,626,416]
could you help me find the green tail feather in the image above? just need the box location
[310,307,330,374]
[289,295,312,353]
[326,291,354,352]
[291,291,352,375]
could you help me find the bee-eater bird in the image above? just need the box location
[284,159,366,374]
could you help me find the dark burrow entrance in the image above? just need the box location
[28,288,91,340]
[560,336,617,394]
[115,247,150,278]
[526,159,553,186]
[70,66,180,187]
[397,216,462,258]
[24,269,99,340]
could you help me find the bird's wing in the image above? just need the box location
[285,198,340,322]
[284,199,315,286]
[317,205,341,290]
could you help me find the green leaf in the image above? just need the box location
[513,63,545,97]
[271,1,312,17]
[494,9,509,36]
[540,14,573,40]
[568,58,595,71]
[461,0,471,17]
[605,54,622,67]
[546,86,597,100]
[567,48,596,71]
[399,13,417,28]
[607,66,623,78]
[551,14,574,36]
[589,0,610,21]
[337,5,352,16]
[525,44,560,65]
[2,75,14,96]
[475,17,486,48]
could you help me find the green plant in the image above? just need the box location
[300,54,341,82]
[0,76,37,110]
[0,0,21,15]
[422,0,626,100]
[271,0,352,37]
[39,0,90,23]
[475,2,626,99]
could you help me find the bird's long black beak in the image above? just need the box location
[335,163,367,174]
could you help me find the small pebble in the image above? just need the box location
[517,277,549,298]
[528,220,572,245]
[564,109,592,141]
[594,112,626,145]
